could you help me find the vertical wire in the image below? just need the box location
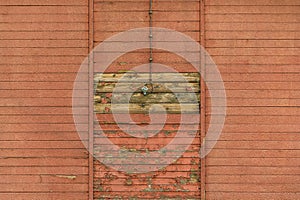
[149,0,153,84]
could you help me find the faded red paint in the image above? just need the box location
[0,0,299,200]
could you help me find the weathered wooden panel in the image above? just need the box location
[93,0,201,199]
[94,73,200,83]
[95,103,199,114]
[0,1,89,199]
[94,72,200,114]
[3,0,298,199]
[205,1,300,199]
[95,82,200,93]
[95,93,200,103]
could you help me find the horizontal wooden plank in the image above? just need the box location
[0,124,88,133]
[93,176,199,185]
[95,113,199,124]
[0,132,87,141]
[0,98,87,107]
[94,184,199,193]
[94,162,198,169]
[94,31,199,42]
[95,0,199,1]
[94,103,199,114]
[0,14,88,22]
[0,174,87,183]
[0,96,88,108]
[0,40,88,48]
[205,0,300,5]
[0,166,88,175]
[93,47,201,56]
[211,82,300,90]
[94,11,199,21]
[232,111,299,123]
[206,6,300,14]
[0,193,88,200]
[42,174,87,183]
[209,149,300,158]
[207,141,300,150]
[95,21,200,32]
[94,192,200,199]
[96,0,198,1]
[208,55,299,65]
[93,147,201,156]
[93,186,200,193]
[93,151,200,161]
[0,47,87,56]
[93,62,199,73]
[217,116,300,125]
[209,98,300,107]
[94,136,200,146]
[206,31,299,40]
[94,73,200,83]
[0,141,87,149]
[0,183,87,192]
[206,90,300,99]
[216,131,300,140]
[206,39,299,48]
[206,183,300,192]
[0,0,87,5]
[0,56,86,65]
[93,130,200,139]
[93,156,200,166]
[206,14,300,23]
[94,1,199,11]
[94,169,194,179]
[0,107,87,115]
[0,90,88,98]
[0,149,88,158]
[211,65,300,73]
[0,32,88,40]
[208,107,300,116]
[93,52,199,65]
[207,166,300,175]
[96,82,200,93]
[206,192,300,200]
[95,93,200,104]
[0,65,86,73]
[207,158,300,166]
[207,174,300,184]
[0,23,87,31]
[94,162,199,173]
[0,6,88,14]
[207,23,299,31]
[206,47,299,56]
[0,158,88,166]
[0,73,85,82]
[0,82,87,90]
